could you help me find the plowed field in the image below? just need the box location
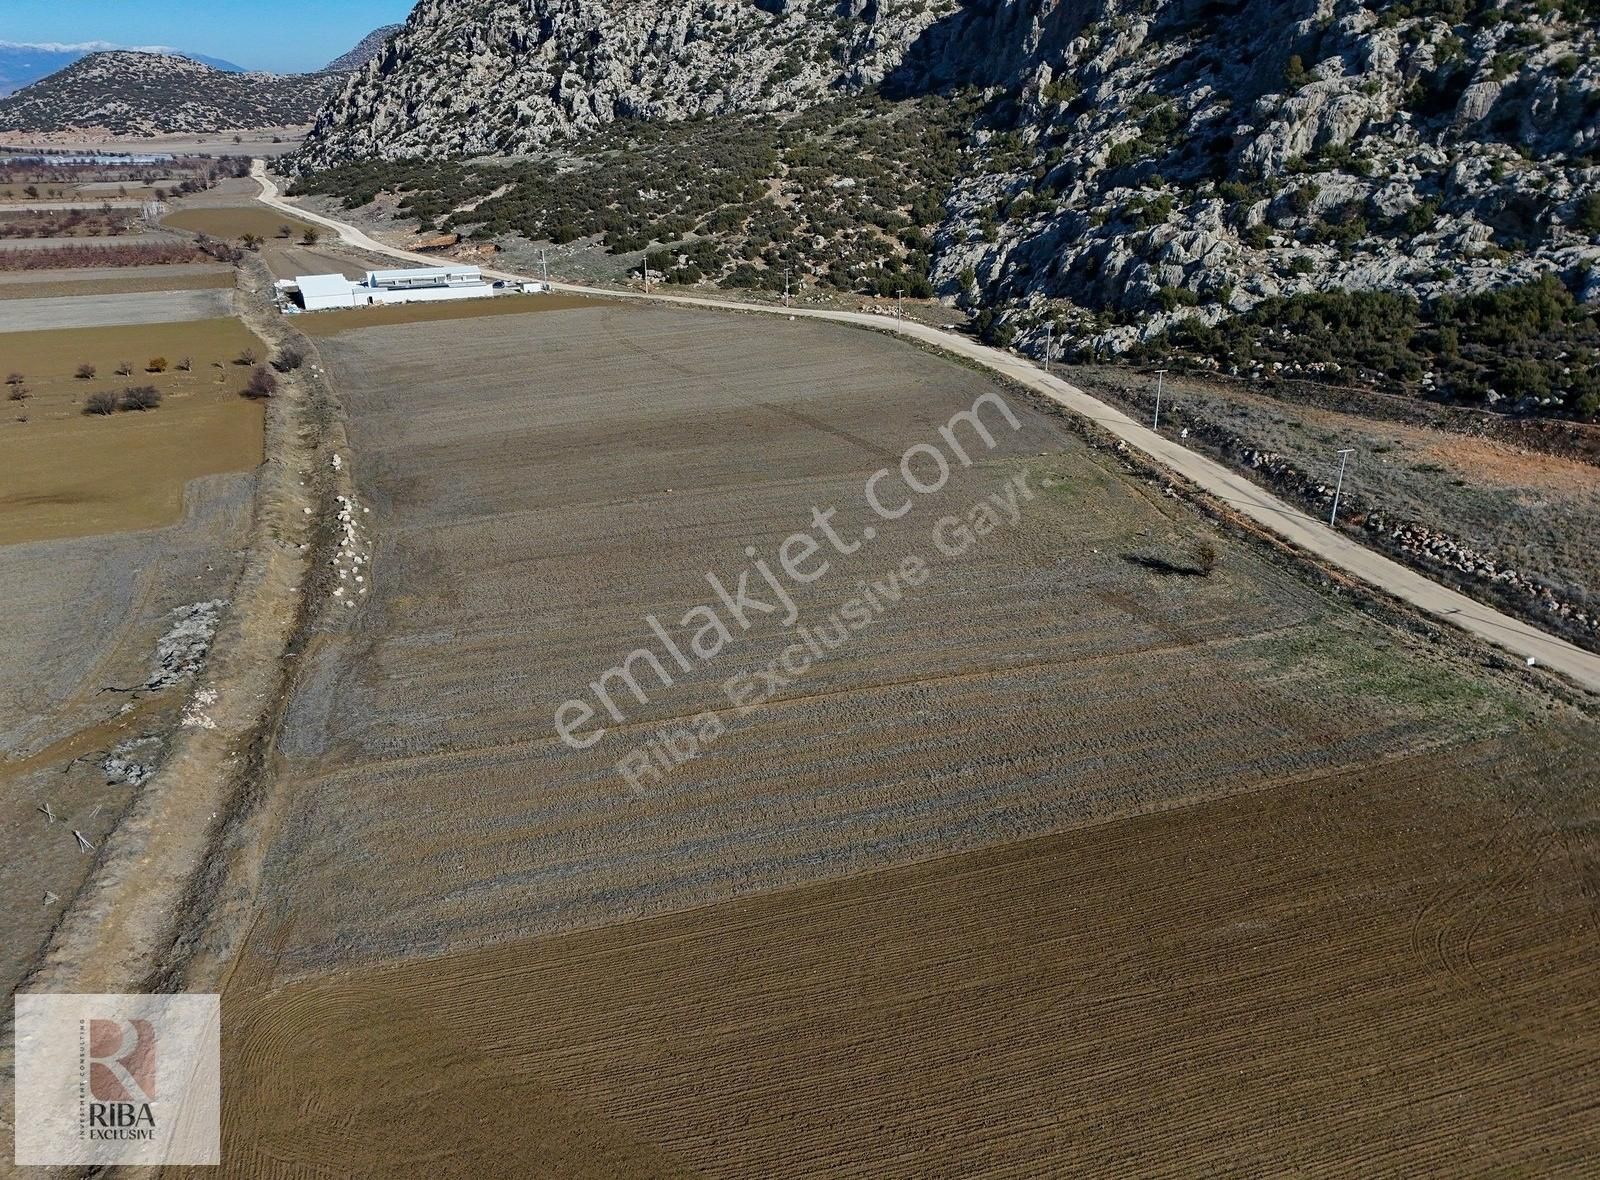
[198,302,1599,1175]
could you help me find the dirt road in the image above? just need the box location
[250,162,1600,695]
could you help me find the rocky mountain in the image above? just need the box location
[289,0,1600,418]
[321,25,405,74]
[294,0,957,166]
[0,51,339,135]
[0,42,243,96]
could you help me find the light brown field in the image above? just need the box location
[0,317,265,544]
[295,291,612,335]
[0,472,255,995]
[184,305,1597,1174]
[0,184,163,202]
[0,267,234,300]
[0,288,235,331]
[162,205,319,241]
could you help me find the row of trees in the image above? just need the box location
[240,226,319,250]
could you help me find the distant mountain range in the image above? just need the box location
[0,26,402,135]
[0,51,335,134]
[0,41,244,96]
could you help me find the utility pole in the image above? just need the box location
[784,269,791,307]
[1044,321,1053,374]
[1152,369,1169,431]
[897,288,905,319]
[1330,448,1355,527]
[540,248,549,285]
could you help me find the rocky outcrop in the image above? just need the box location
[320,24,404,74]
[290,0,1600,398]
[926,0,1600,362]
[295,0,957,168]
[0,51,338,134]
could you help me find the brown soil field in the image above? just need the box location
[189,303,1598,1172]
[259,244,368,281]
[0,267,234,300]
[0,473,255,997]
[294,291,611,335]
[163,205,319,241]
[215,728,1599,1178]
[0,317,265,544]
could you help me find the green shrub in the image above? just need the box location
[1574,193,1600,234]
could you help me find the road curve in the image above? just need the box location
[251,161,1600,695]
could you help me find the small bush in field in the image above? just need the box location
[146,357,168,373]
[121,385,162,411]
[75,362,96,379]
[84,391,119,415]
[242,366,278,399]
[115,361,134,376]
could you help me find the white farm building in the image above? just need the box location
[286,265,514,312]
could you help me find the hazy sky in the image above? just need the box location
[0,1,415,74]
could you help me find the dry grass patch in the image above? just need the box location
[0,317,266,544]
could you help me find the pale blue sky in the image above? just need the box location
[0,1,415,73]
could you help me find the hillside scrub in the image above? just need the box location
[290,93,980,298]
[1135,278,1600,418]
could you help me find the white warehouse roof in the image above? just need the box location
[366,266,481,283]
[297,273,357,300]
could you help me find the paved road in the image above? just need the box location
[252,162,1600,694]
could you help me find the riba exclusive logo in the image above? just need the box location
[87,1017,158,1131]
[14,993,220,1167]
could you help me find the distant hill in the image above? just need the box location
[0,51,337,134]
[0,42,242,96]
[186,53,247,74]
[321,25,402,74]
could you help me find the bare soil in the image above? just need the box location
[0,473,255,997]
[294,292,612,335]
[0,287,234,331]
[163,206,319,242]
[180,303,1597,1172]
[211,726,1599,1178]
